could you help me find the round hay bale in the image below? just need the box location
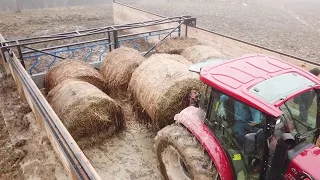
[128,55,201,130]
[181,45,226,63]
[100,47,146,96]
[148,53,192,66]
[47,79,124,148]
[44,60,106,93]
[155,36,200,54]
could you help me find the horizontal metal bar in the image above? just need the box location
[22,38,111,55]
[115,18,186,31]
[4,27,110,44]
[118,27,175,38]
[118,30,178,43]
[23,42,111,59]
[3,30,111,49]
[22,45,66,59]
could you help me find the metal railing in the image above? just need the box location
[0,16,196,75]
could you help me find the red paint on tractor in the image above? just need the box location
[285,145,320,180]
[200,54,320,117]
[174,106,234,180]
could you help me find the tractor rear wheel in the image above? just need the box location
[154,123,219,180]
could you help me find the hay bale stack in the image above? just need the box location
[44,60,106,93]
[47,79,124,148]
[128,54,201,130]
[100,47,146,96]
[181,45,226,63]
[148,53,192,66]
[155,36,200,54]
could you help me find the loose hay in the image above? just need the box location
[44,60,106,93]
[181,45,226,63]
[47,79,124,148]
[148,53,192,66]
[128,55,202,130]
[100,47,146,97]
[155,36,200,54]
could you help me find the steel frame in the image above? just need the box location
[0,16,196,74]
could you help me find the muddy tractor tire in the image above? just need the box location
[154,123,219,180]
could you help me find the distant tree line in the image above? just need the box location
[0,0,110,12]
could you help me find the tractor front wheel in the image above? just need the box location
[154,123,219,180]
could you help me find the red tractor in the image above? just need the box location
[154,54,320,180]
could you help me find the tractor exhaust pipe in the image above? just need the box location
[268,133,295,180]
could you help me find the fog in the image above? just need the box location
[0,0,113,12]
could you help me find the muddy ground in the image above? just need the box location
[0,65,69,180]
[0,4,161,180]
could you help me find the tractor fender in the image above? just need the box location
[174,106,234,180]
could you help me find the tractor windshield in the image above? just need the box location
[279,89,319,143]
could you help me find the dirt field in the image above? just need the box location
[0,4,161,180]
[121,0,320,63]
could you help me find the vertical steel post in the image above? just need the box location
[107,29,112,52]
[16,41,26,69]
[185,23,189,37]
[0,42,7,62]
[113,30,119,49]
[178,19,181,37]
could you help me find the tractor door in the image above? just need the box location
[260,88,320,179]
[279,88,319,144]
[202,87,267,180]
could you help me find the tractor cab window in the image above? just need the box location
[205,90,266,179]
[199,85,212,112]
[279,89,318,143]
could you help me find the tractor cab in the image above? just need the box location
[197,54,320,179]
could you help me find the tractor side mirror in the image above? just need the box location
[244,129,264,154]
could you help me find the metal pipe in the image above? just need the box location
[107,30,112,52]
[4,31,111,49]
[118,27,175,38]
[16,43,25,68]
[22,38,110,55]
[113,30,119,49]
[143,21,184,57]
[178,19,181,37]
[22,45,66,59]
[3,26,109,43]
[185,25,188,37]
